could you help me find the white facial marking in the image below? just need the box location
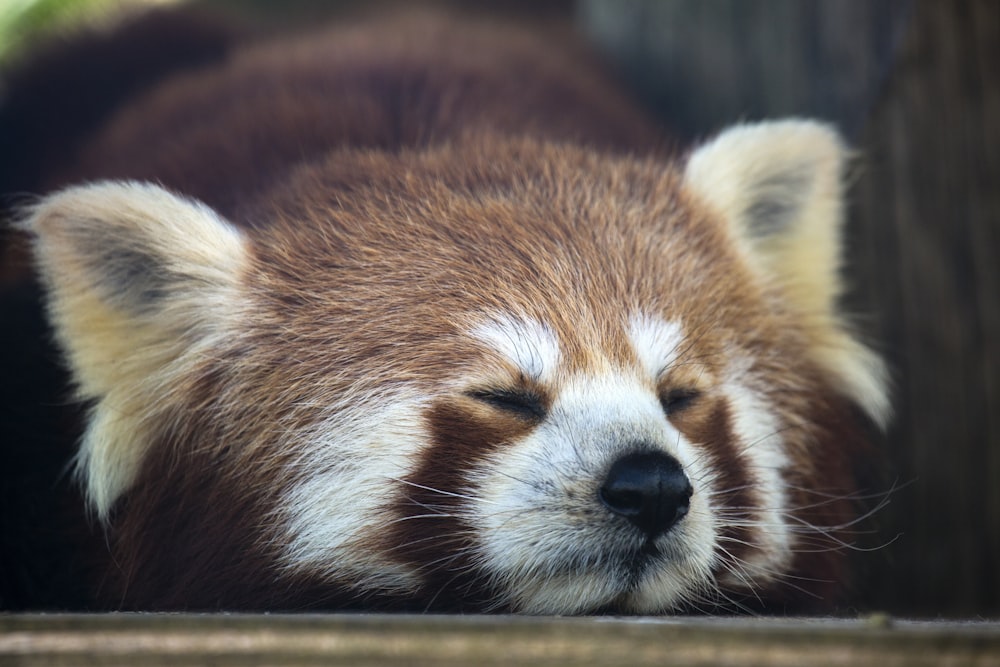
[278,392,427,595]
[718,362,793,588]
[629,314,684,379]
[470,315,561,382]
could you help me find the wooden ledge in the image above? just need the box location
[2,613,999,666]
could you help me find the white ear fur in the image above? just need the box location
[684,120,890,427]
[20,181,247,518]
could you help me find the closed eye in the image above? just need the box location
[660,388,700,414]
[468,387,547,420]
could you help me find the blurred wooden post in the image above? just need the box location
[851,0,1000,616]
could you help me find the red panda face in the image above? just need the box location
[22,126,887,613]
[239,141,803,614]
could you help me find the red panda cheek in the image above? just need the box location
[380,397,539,609]
[675,397,760,572]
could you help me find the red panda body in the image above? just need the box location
[1,10,887,613]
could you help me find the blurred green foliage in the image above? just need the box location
[0,0,166,64]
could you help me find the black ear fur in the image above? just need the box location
[50,215,175,316]
[742,167,815,238]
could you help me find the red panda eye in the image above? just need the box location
[469,388,547,420]
[660,388,700,415]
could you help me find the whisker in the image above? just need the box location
[389,477,497,505]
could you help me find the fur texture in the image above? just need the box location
[1,9,887,613]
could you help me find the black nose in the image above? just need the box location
[599,450,692,539]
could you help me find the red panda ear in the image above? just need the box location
[684,120,890,428]
[20,181,247,518]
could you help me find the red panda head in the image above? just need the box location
[22,121,888,612]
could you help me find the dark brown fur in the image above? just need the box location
[42,12,669,219]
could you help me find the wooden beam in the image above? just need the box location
[2,614,999,666]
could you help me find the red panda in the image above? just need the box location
[0,9,888,613]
